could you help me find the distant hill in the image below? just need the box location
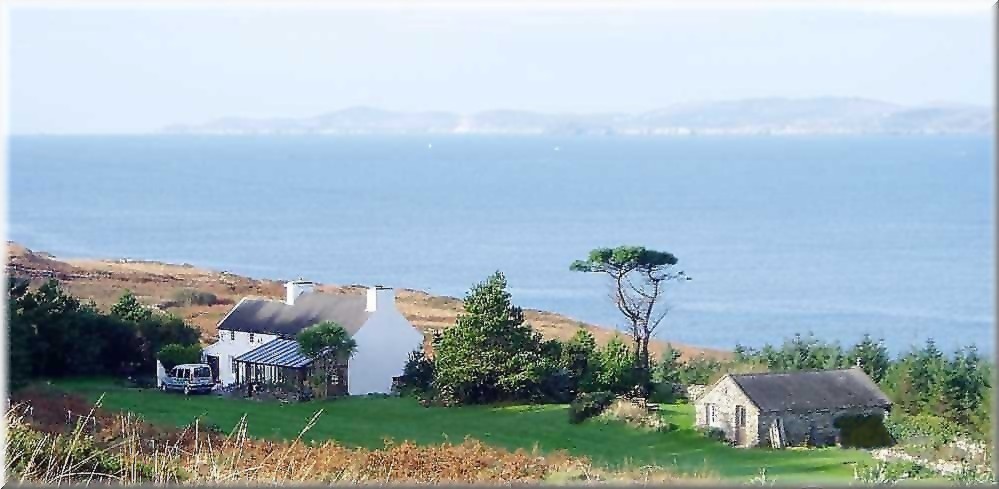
[163,97,993,136]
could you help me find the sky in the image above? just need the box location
[6,2,995,134]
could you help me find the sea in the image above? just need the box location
[8,135,995,356]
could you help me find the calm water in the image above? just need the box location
[8,135,995,355]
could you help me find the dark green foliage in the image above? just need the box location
[833,413,893,448]
[433,271,559,404]
[134,314,201,372]
[157,344,204,370]
[943,346,989,429]
[296,321,357,360]
[755,333,846,372]
[559,329,599,395]
[649,382,678,404]
[847,334,891,383]
[734,334,991,438]
[568,391,614,424]
[170,288,219,306]
[649,344,683,402]
[8,278,35,389]
[590,336,642,394]
[396,348,435,397]
[6,279,201,388]
[110,290,153,323]
[652,343,682,385]
[883,339,949,416]
[297,321,357,398]
[878,339,991,437]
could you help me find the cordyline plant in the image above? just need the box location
[571,246,690,391]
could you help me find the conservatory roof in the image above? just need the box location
[233,338,315,369]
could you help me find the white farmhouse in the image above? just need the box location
[197,280,424,396]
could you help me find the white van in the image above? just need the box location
[160,363,215,394]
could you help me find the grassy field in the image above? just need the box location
[49,378,872,482]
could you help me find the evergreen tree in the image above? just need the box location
[110,290,153,323]
[944,346,988,427]
[847,334,890,382]
[560,328,599,393]
[433,271,550,404]
[652,343,683,385]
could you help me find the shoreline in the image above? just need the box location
[5,241,731,361]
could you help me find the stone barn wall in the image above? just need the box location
[757,406,888,448]
[694,376,761,447]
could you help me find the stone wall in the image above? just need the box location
[757,406,887,448]
[693,376,761,447]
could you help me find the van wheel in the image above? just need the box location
[161,384,167,392]
[184,386,190,395]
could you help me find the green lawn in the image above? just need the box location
[51,378,871,482]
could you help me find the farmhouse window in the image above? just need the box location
[249,333,255,343]
[707,403,718,425]
[229,330,235,341]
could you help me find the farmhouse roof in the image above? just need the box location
[233,338,315,368]
[727,367,892,413]
[217,293,371,337]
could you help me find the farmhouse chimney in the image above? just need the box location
[366,285,395,312]
[284,279,315,306]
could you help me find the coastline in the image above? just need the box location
[5,241,730,361]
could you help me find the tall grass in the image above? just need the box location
[7,395,705,485]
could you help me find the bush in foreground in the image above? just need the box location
[568,391,614,424]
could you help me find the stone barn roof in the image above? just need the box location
[726,367,892,413]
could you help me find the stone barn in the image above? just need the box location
[694,367,892,448]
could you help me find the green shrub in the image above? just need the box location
[568,391,614,424]
[157,344,203,370]
[884,412,962,446]
[396,349,435,397]
[833,413,894,448]
[648,382,677,404]
[171,288,219,306]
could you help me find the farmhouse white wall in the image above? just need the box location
[202,329,278,385]
[198,284,423,395]
[156,360,168,387]
[349,293,424,395]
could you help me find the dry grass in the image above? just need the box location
[5,402,575,484]
[5,389,707,485]
[6,241,730,361]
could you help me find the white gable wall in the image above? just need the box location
[348,304,424,395]
[202,330,278,385]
